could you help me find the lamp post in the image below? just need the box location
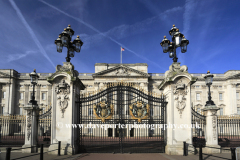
[22,69,40,153]
[204,70,215,106]
[160,25,189,62]
[55,25,83,62]
[29,69,39,105]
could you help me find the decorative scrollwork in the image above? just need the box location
[212,116,217,140]
[27,110,32,141]
[93,99,114,122]
[173,80,188,117]
[129,101,150,122]
[55,80,70,118]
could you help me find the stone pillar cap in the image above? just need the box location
[23,104,42,111]
[203,105,219,111]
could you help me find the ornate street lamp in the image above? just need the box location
[160,25,189,62]
[55,25,83,62]
[29,69,39,105]
[204,70,215,106]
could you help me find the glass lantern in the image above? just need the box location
[160,36,170,53]
[55,36,63,53]
[181,36,189,53]
[204,71,214,85]
[60,29,70,47]
[73,35,83,52]
[29,69,39,85]
[172,30,183,47]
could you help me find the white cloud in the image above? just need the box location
[9,0,55,68]
[182,0,198,37]
[39,0,182,70]
[7,50,38,62]
[178,0,198,64]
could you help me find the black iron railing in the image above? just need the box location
[218,115,240,147]
[0,115,26,146]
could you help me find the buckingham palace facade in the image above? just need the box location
[0,63,240,116]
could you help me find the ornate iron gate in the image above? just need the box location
[77,83,167,153]
[191,106,206,147]
[38,104,52,145]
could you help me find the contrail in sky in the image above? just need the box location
[9,0,55,68]
[39,0,165,70]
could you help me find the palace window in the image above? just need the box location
[237,92,239,99]
[195,85,200,88]
[1,107,4,115]
[237,107,240,115]
[20,92,24,100]
[20,107,22,115]
[220,108,223,115]
[30,92,33,99]
[2,91,6,99]
[196,93,200,100]
[42,93,46,100]
[219,93,223,100]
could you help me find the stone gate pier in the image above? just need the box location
[47,62,85,155]
[159,62,197,155]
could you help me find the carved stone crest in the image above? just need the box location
[27,110,32,141]
[93,99,114,122]
[165,62,188,79]
[129,101,150,122]
[212,116,217,140]
[173,80,188,117]
[48,62,79,83]
[55,80,70,118]
[56,62,74,72]
[211,110,218,116]
[115,68,130,76]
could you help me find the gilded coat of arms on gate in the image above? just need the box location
[129,101,150,122]
[93,99,114,122]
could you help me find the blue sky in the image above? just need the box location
[0,0,239,74]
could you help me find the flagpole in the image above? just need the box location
[120,47,122,64]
